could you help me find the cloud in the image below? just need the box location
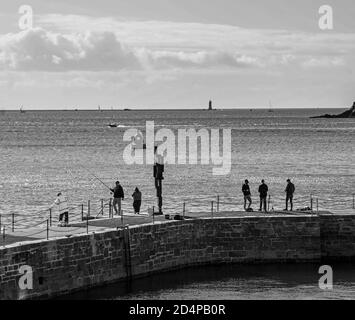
[135,49,262,69]
[301,57,345,68]
[0,28,139,71]
[0,27,264,72]
[0,15,354,72]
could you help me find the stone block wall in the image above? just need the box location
[0,214,352,299]
[320,214,355,260]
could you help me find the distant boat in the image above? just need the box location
[132,134,146,150]
[20,106,25,113]
[108,111,118,127]
[268,100,274,113]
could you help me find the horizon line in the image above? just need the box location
[0,106,349,112]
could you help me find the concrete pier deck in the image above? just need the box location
[0,210,330,247]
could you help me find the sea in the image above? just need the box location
[60,262,355,300]
[0,108,354,227]
[1,107,355,300]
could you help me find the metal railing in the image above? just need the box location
[0,193,354,245]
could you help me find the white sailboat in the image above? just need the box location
[268,101,274,113]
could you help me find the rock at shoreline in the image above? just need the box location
[311,102,355,118]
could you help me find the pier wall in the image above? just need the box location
[0,214,354,299]
[320,215,355,260]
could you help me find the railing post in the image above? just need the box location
[183,202,186,218]
[268,195,271,212]
[153,206,155,224]
[310,195,313,211]
[12,213,15,232]
[217,196,220,213]
[109,199,112,218]
[101,199,104,216]
[88,200,91,217]
[3,227,5,241]
[317,198,319,212]
[353,194,355,209]
[81,204,84,221]
[86,212,89,234]
[49,208,52,227]
[211,201,214,219]
[47,220,49,240]
[0,214,1,234]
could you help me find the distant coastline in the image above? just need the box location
[311,102,355,119]
[0,107,351,112]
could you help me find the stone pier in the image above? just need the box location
[1,212,355,299]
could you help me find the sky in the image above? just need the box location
[0,0,354,109]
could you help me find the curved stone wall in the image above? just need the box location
[0,214,352,299]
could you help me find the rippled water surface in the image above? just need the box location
[59,263,355,300]
[0,108,354,227]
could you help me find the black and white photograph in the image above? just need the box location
[0,0,355,309]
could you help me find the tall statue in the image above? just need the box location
[153,147,164,215]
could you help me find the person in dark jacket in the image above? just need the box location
[258,180,268,212]
[132,187,142,214]
[242,180,252,210]
[110,181,124,215]
[284,179,295,211]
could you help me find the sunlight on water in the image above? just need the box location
[0,109,354,227]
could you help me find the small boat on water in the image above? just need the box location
[268,100,274,113]
[108,112,118,127]
[132,134,147,150]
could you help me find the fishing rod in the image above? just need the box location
[90,173,112,191]
[77,164,113,191]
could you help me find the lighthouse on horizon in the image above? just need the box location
[208,100,213,111]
